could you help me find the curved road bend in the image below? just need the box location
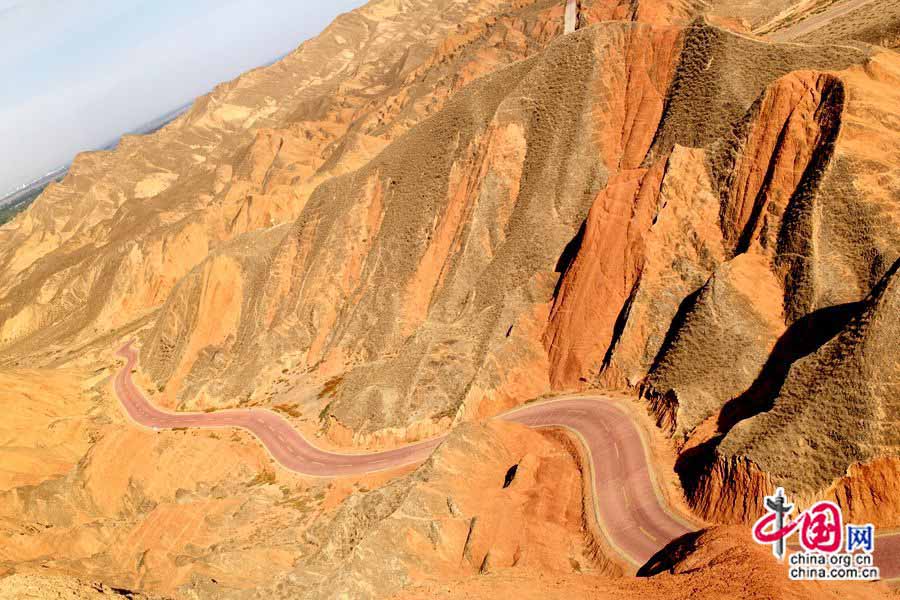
[114,343,899,577]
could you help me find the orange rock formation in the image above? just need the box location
[1,0,899,598]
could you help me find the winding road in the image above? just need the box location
[114,342,899,579]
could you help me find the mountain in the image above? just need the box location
[0,104,192,228]
[0,1,898,599]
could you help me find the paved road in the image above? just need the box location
[765,0,878,42]
[502,399,693,564]
[876,533,900,581]
[115,344,443,478]
[114,342,899,577]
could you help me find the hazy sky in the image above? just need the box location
[0,0,365,196]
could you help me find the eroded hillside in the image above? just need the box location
[1,0,898,598]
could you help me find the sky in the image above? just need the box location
[0,0,365,197]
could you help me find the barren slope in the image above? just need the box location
[141,20,685,442]
[1,0,899,598]
[393,526,896,599]
[0,0,568,362]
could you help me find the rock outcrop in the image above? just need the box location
[717,260,900,510]
[643,254,785,437]
[671,52,900,524]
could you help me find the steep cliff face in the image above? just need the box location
[665,51,900,523]
[137,13,900,531]
[132,18,896,452]
[643,253,785,436]
[596,146,725,389]
[541,24,865,401]
[681,267,900,525]
[708,259,900,520]
[140,22,686,437]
